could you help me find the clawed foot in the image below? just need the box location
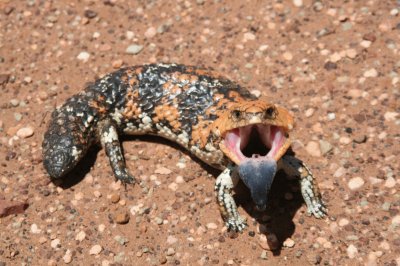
[225,216,247,232]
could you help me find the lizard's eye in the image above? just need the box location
[265,106,277,119]
[231,110,241,120]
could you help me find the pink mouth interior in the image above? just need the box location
[224,124,286,162]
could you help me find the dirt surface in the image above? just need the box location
[0,0,399,265]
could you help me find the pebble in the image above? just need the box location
[110,194,120,203]
[75,230,86,242]
[126,44,143,55]
[243,32,256,41]
[392,215,400,227]
[329,52,342,63]
[347,89,362,98]
[363,68,378,78]
[115,212,130,224]
[283,238,295,248]
[114,235,128,245]
[167,235,178,244]
[282,51,293,61]
[0,199,29,218]
[319,140,333,155]
[77,51,90,62]
[348,177,365,190]
[31,223,41,234]
[360,40,372,48]
[144,27,157,38]
[305,108,315,117]
[14,113,22,121]
[305,141,321,157]
[206,223,218,230]
[166,248,175,256]
[112,59,123,69]
[347,244,358,259]
[260,251,268,260]
[327,112,336,121]
[84,10,97,19]
[353,134,367,144]
[89,244,102,255]
[384,111,398,121]
[338,218,350,227]
[168,182,178,191]
[345,49,357,59]
[155,166,172,175]
[16,127,34,138]
[63,249,72,264]
[385,177,396,188]
[50,239,61,249]
[293,0,303,7]
[339,136,351,145]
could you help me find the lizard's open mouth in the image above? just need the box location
[223,124,289,164]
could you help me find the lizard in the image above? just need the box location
[42,63,327,232]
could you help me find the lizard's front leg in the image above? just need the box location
[99,119,136,184]
[215,166,247,232]
[279,155,327,218]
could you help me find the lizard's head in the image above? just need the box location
[214,99,294,164]
[213,99,294,210]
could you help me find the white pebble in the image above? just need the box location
[206,223,218,230]
[89,244,102,255]
[125,44,143,55]
[360,40,372,48]
[16,127,34,138]
[293,0,303,7]
[391,215,400,226]
[75,230,86,242]
[77,51,90,62]
[167,235,178,244]
[144,27,157,38]
[63,249,72,264]
[347,244,358,259]
[363,68,378,78]
[327,112,336,121]
[384,111,398,121]
[283,238,295,248]
[305,141,321,157]
[348,177,365,190]
[155,166,172,175]
[50,239,61,249]
[30,223,41,234]
[305,108,315,117]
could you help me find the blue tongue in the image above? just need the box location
[237,157,277,211]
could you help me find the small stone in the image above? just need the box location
[168,182,178,191]
[155,167,172,175]
[89,244,102,255]
[327,112,336,120]
[175,175,185,184]
[384,111,398,121]
[305,108,315,117]
[392,215,400,227]
[283,238,295,248]
[243,32,256,41]
[74,192,84,200]
[63,249,72,264]
[353,134,367,144]
[206,223,218,230]
[24,76,32,83]
[114,235,128,245]
[339,136,351,145]
[282,51,293,61]
[112,59,123,69]
[305,141,321,157]
[384,177,396,188]
[31,223,41,234]
[115,212,130,224]
[50,239,61,249]
[251,90,262,98]
[348,177,365,190]
[347,244,358,259]
[330,52,342,63]
[347,89,362,98]
[260,251,268,260]
[363,68,378,78]
[84,10,97,19]
[16,127,34,138]
[155,217,163,225]
[345,49,357,59]
[75,230,86,242]
[166,235,178,244]
[166,247,175,256]
[293,0,303,7]
[77,51,90,62]
[339,218,349,227]
[126,44,143,55]
[360,40,372,48]
[144,27,157,38]
[110,194,120,204]
[319,140,333,155]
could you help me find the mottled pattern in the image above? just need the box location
[42,64,326,232]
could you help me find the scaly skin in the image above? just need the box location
[43,63,327,231]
